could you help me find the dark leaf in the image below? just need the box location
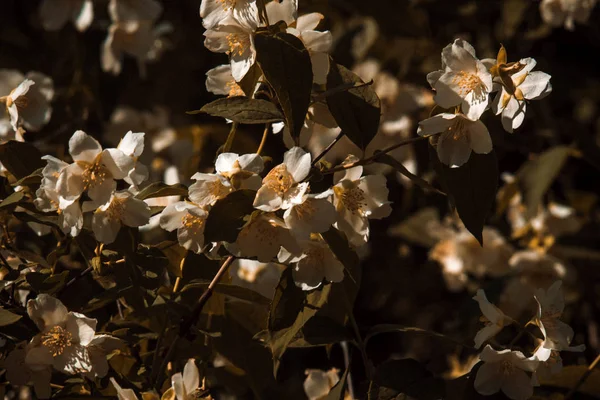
[0,141,45,180]
[238,63,263,98]
[364,324,474,350]
[376,153,446,196]
[255,31,313,141]
[433,150,499,245]
[515,146,570,219]
[0,308,22,326]
[13,211,60,229]
[326,62,381,150]
[153,241,187,278]
[321,228,360,291]
[26,270,69,294]
[12,168,43,186]
[204,189,256,243]
[181,281,271,306]
[134,182,188,201]
[189,96,284,124]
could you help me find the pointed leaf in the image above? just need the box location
[204,189,256,243]
[0,308,22,326]
[0,141,45,180]
[189,97,284,124]
[134,182,188,200]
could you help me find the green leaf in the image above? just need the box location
[134,182,188,200]
[0,307,22,326]
[432,150,499,245]
[153,241,187,278]
[376,153,446,196]
[204,189,256,243]
[0,191,24,210]
[266,269,331,376]
[254,31,313,142]
[181,281,271,306]
[515,146,571,219]
[321,228,360,290]
[325,367,349,400]
[12,167,43,186]
[188,96,284,124]
[26,270,70,294]
[0,141,45,180]
[326,62,381,150]
[374,359,445,400]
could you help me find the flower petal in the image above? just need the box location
[283,146,311,182]
[27,294,69,331]
[69,130,102,163]
[66,312,97,346]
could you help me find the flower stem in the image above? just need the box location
[565,354,600,399]
[311,130,345,166]
[221,122,239,154]
[256,124,269,155]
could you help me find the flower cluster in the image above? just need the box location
[419,40,552,167]
[472,282,584,400]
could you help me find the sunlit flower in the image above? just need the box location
[283,191,337,240]
[427,39,493,120]
[540,0,597,30]
[38,0,94,32]
[418,112,492,168]
[24,294,119,377]
[0,70,54,134]
[117,131,149,188]
[235,213,301,262]
[35,155,83,236]
[110,378,139,400]
[472,289,512,348]
[474,345,539,400]
[215,152,264,188]
[92,190,152,244]
[205,64,246,97]
[491,58,552,133]
[56,130,135,207]
[200,0,259,30]
[108,0,163,31]
[253,147,311,212]
[159,201,208,254]
[167,359,201,400]
[279,237,344,290]
[204,16,257,81]
[303,368,340,400]
[332,161,392,246]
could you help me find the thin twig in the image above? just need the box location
[221,122,239,154]
[321,135,431,175]
[565,354,600,399]
[312,130,345,166]
[256,124,269,155]
[153,256,235,390]
[340,341,356,400]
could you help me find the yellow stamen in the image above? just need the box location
[42,326,72,356]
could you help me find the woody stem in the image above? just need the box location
[256,124,269,156]
[565,354,600,399]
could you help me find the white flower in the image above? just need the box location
[215,152,264,189]
[491,58,552,133]
[117,131,149,188]
[204,16,257,81]
[35,155,83,236]
[110,377,139,400]
[418,112,492,168]
[56,130,135,207]
[534,281,585,352]
[159,201,208,254]
[188,173,232,207]
[170,359,200,400]
[92,190,151,244]
[38,0,94,32]
[283,191,336,240]
[332,162,392,246]
[427,39,493,120]
[200,0,259,30]
[229,258,284,299]
[474,345,539,400]
[540,0,597,30]
[235,213,301,262]
[108,0,163,30]
[0,70,54,134]
[303,368,340,400]
[253,147,311,212]
[24,294,117,377]
[472,289,512,349]
[278,238,344,291]
[205,64,246,97]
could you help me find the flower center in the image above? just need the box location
[447,118,467,141]
[105,197,126,221]
[181,212,206,234]
[293,199,317,221]
[452,71,483,96]
[227,80,245,97]
[42,326,73,356]
[263,164,295,195]
[226,33,249,57]
[208,179,232,203]
[80,156,110,191]
[337,186,366,215]
[218,0,236,11]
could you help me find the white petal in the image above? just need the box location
[283,147,311,182]
[310,51,330,85]
[172,372,186,400]
[474,324,502,349]
[118,131,145,157]
[120,195,151,227]
[417,113,456,136]
[69,130,102,163]
[92,206,122,244]
[159,201,193,232]
[66,312,97,346]
[266,0,297,26]
[101,148,135,179]
[182,359,199,393]
[333,165,363,184]
[436,130,472,168]
[253,186,283,212]
[296,12,323,31]
[27,294,68,331]
[468,119,492,154]
[237,153,264,173]
[520,71,552,100]
[87,177,116,206]
[73,0,94,32]
[474,361,503,396]
[473,289,505,323]
[206,64,235,96]
[501,97,526,133]
[301,30,332,53]
[214,152,239,173]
